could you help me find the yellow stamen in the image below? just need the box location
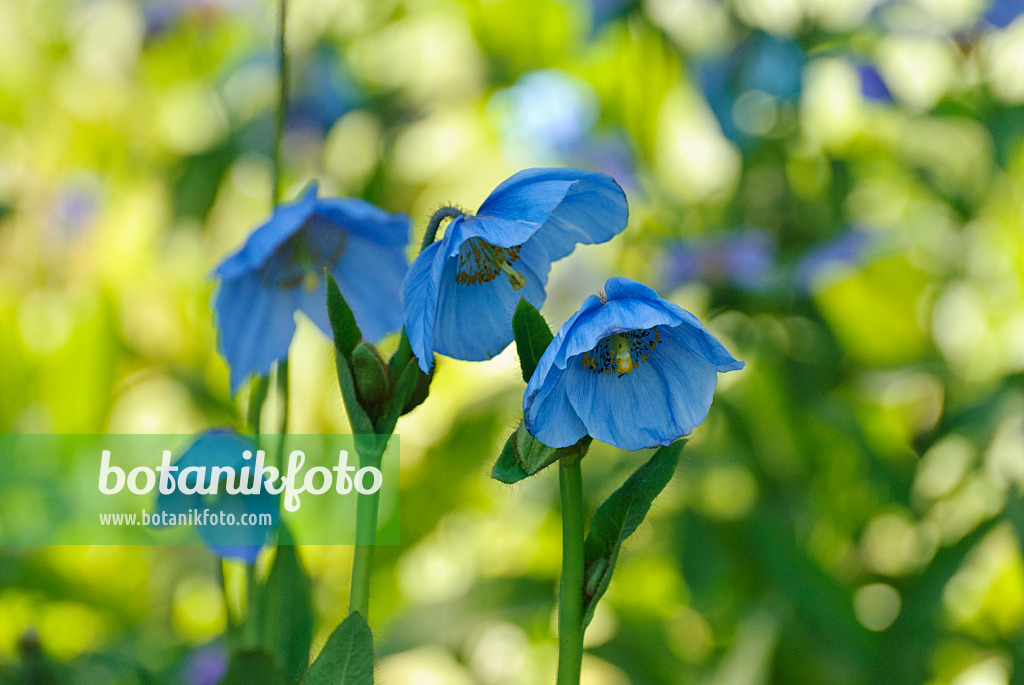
[302,271,319,292]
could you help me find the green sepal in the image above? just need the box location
[220,650,291,685]
[326,271,362,359]
[335,349,375,435]
[301,612,374,685]
[252,525,314,682]
[491,422,591,484]
[580,440,684,627]
[512,298,553,382]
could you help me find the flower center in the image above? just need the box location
[581,328,661,376]
[455,237,526,290]
[261,218,346,290]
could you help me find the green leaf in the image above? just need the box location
[580,440,683,626]
[301,612,374,685]
[491,429,529,484]
[220,650,290,685]
[326,272,362,359]
[512,298,553,382]
[253,526,315,682]
[491,422,591,484]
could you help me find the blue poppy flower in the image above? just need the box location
[523,277,743,451]
[155,430,278,564]
[403,168,628,373]
[213,183,410,392]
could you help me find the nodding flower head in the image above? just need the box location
[212,183,411,393]
[402,167,629,373]
[523,277,744,451]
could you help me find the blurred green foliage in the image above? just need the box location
[3,0,1024,683]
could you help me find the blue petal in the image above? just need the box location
[459,168,628,256]
[562,324,722,450]
[313,198,411,249]
[214,184,319,279]
[431,237,548,363]
[306,232,407,342]
[213,273,303,393]
[522,363,589,448]
[403,225,455,373]
[521,170,628,261]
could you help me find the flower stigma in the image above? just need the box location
[581,328,661,377]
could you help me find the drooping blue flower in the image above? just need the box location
[523,277,743,451]
[403,168,629,373]
[695,32,804,145]
[154,430,278,564]
[289,42,362,137]
[213,183,410,392]
[664,229,776,292]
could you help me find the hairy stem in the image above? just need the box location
[557,456,586,685]
[420,206,463,252]
[348,447,383,619]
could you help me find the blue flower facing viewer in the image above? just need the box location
[403,168,628,373]
[213,183,410,392]
[155,431,278,564]
[523,277,743,451]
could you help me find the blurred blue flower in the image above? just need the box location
[404,168,628,373]
[984,0,1024,27]
[855,62,893,102]
[523,277,743,450]
[213,183,410,392]
[664,229,776,292]
[181,643,228,685]
[696,32,804,145]
[489,70,599,162]
[52,173,102,238]
[794,228,873,293]
[155,431,277,564]
[289,43,362,137]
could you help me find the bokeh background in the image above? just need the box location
[3,0,1024,683]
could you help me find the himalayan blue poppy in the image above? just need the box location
[403,168,628,373]
[213,183,410,392]
[154,430,278,564]
[523,277,743,451]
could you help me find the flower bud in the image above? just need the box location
[351,342,391,411]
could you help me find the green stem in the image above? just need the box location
[274,359,289,470]
[244,563,259,647]
[271,0,289,205]
[420,206,463,252]
[557,456,586,685]
[348,447,383,619]
[247,375,270,434]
